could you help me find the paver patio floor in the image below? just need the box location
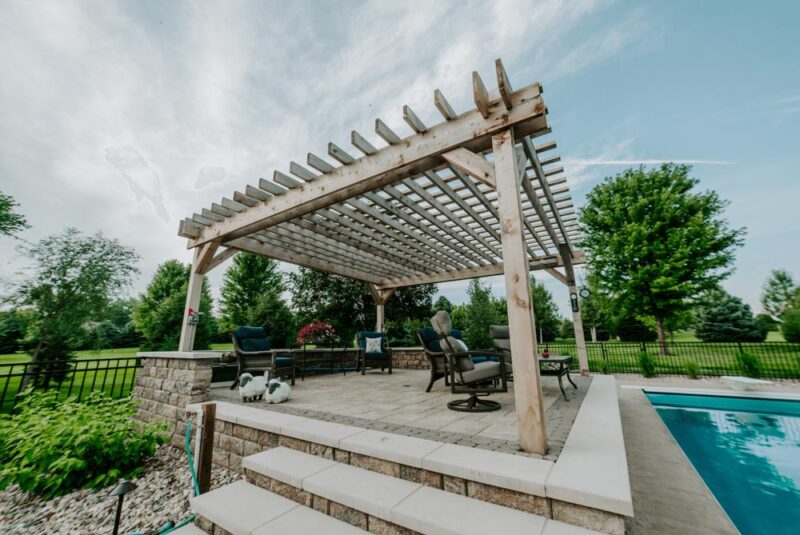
[211,368,590,459]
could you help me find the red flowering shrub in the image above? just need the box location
[296,321,336,345]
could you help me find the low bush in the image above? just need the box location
[684,360,701,379]
[735,352,761,378]
[781,308,800,343]
[638,351,657,377]
[0,391,166,498]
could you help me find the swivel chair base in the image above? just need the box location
[447,394,501,412]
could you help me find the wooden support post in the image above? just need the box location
[178,247,204,352]
[558,243,589,376]
[197,403,216,494]
[368,284,395,332]
[493,128,548,455]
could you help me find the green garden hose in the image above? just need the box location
[120,416,200,534]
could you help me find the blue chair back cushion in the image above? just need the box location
[234,326,271,352]
[356,331,388,357]
[418,327,464,352]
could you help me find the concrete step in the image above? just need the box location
[243,447,603,535]
[189,479,368,535]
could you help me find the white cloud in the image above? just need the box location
[0,0,647,307]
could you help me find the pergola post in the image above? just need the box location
[178,247,204,352]
[178,241,221,352]
[368,284,395,332]
[493,128,548,455]
[557,243,589,376]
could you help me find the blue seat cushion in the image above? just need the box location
[470,355,499,364]
[418,327,465,352]
[363,351,390,359]
[235,326,271,352]
[274,356,294,368]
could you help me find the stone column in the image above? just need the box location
[133,352,218,448]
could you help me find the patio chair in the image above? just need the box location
[230,326,296,389]
[355,331,392,375]
[489,325,577,400]
[418,327,499,392]
[431,311,507,412]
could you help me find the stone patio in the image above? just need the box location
[210,369,590,459]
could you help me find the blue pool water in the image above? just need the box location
[646,392,800,535]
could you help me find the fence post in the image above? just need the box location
[737,342,744,354]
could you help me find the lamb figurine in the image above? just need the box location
[265,373,291,404]
[238,372,267,402]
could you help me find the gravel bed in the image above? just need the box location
[0,445,240,535]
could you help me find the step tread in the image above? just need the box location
[190,480,367,535]
[245,447,603,535]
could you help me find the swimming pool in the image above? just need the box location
[646,392,800,535]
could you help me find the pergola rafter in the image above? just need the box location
[177,59,588,454]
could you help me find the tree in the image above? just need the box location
[761,270,797,321]
[780,308,800,342]
[615,314,657,342]
[14,229,139,379]
[0,311,29,354]
[531,278,561,343]
[0,191,29,237]
[464,279,499,348]
[133,260,215,351]
[580,164,744,354]
[696,291,766,342]
[247,290,296,348]
[432,296,454,314]
[754,313,779,334]
[220,254,283,330]
[289,268,434,344]
[560,319,575,340]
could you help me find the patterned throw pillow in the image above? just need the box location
[365,336,383,354]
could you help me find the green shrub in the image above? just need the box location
[735,352,761,378]
[638,351,657,377]
[0,391,166,498]
[684,360,701,379]
[781,308,800,343]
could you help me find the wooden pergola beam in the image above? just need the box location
[186,82,547,247]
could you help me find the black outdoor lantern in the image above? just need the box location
[570,292,579,312]
[110,480,137,535]
[579,287,591,299]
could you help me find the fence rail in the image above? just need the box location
[543,341,800,378]
[0,357,141,413]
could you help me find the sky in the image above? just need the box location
[1,0,798,318]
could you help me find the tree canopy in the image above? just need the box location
[530,278,560,343]
[219,254,283,331]
[13,229,139,368]
[464,279,498,348]
[133,260,214,351]
[0,191,29,237]
[580,164,744,351]
[761,269,797,321]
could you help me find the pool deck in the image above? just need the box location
[618,384,738,534]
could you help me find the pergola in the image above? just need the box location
[177,59,588,454]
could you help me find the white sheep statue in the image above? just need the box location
[238,372,267,402]
[265,373,291,404]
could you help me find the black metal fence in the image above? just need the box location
[542,341,800,379]
[0,357,141,413]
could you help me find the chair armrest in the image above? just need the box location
[237,349,273,358]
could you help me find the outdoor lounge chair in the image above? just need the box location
[418,327,499,392]
[355,331,392,375]
[431,311,507,412]
[490,325,577,400]
[230,326,295,388]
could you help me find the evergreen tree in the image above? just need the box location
[580,164,744,353]
[761,269,797,320]
[220,254,283,330]
[432,295,454,314]
[133,260,215,351]
[696,290,766,342]
[530,278,561,343]
[464,279,498,348]
[247,290,296,348]
[615,315,657,342]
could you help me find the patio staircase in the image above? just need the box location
[186,446,603,535]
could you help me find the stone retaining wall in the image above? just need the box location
[133,352,216,447]
[391,347,427,369]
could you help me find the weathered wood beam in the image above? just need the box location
[403,105,427,133]
[194,241,220,275]
[522,136,572,252]
[199,247,237,275]
[472,71,490,118]
[434,89,457,121]
[496,58,514,110]
[185,82,547,247]
[441,148,496,188]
